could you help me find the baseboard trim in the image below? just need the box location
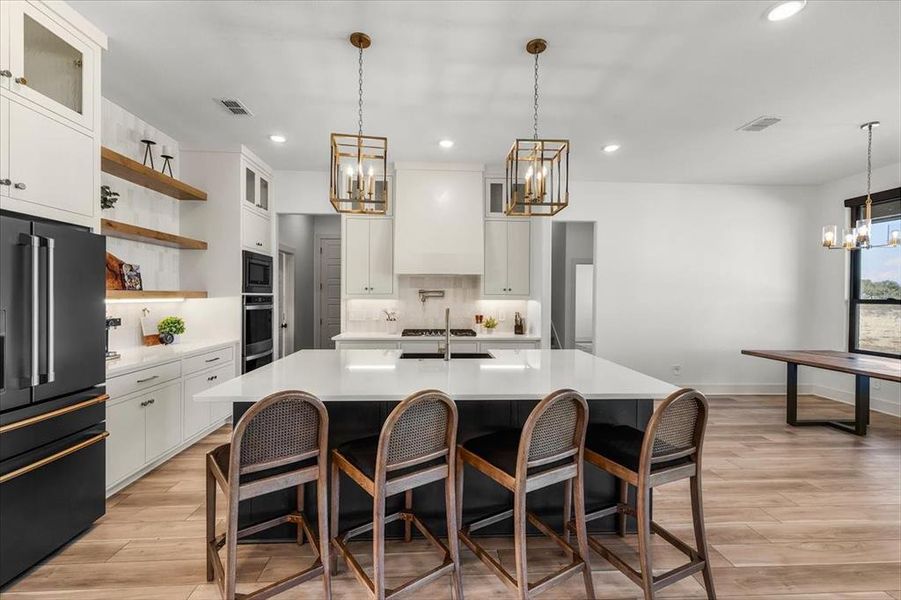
[105,416,231,498]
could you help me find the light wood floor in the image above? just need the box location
[2,395,900,599]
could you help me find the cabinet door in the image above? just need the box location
[8,98,92,217]
[8,1,94,130]
[258,173,269,212]
[344,217,370,295]
[106,396,145,487]
[368,219,393,295]
[242,207,270,253]
[0,96,8,197]
[243,163,256,209]
[483,220,508,294]
[182,371,211,440]
[485,178,505,217]
[144,382,182,461]
[208,363,235,423]
[506,220,530,295]
[0,1,9,92]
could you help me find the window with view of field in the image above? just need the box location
[850,201,901,357]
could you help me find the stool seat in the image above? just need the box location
[584,424,691,472]
[462,429,571,476]
[336,435,445,480]
[209,443,317,482]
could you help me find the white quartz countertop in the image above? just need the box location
[106,339,239,378]
[196,349,677,403]
[333,332,542,342]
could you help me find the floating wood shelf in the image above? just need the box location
[101,147,207,201]
[101,219,207,250]
[106,290,208,300]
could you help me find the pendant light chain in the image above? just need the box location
[357,46,364,138]
[533,52,540,140]
[866,122,873,200]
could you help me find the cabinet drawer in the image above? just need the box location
[183,346,234,376]
[107,360,181,399]
[242,207,270,253]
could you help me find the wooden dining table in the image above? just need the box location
[741,349,901,436]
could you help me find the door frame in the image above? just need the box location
[313,233,341,349]
[277,247,295,357]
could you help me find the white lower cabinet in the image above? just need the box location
[334,339,539,351]
[479,340,539,351]
[106,344,238,492]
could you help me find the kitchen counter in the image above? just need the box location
[332,331,542,342]
[196,349,675,403]
[106,339,239,378]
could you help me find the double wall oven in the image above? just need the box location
[242,251,274,373]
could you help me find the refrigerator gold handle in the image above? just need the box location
[0,431,108,484]
[0,394,109,434]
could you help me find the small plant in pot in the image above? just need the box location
[483,316,498,334]
[157,316,186,345]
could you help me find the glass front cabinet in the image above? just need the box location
[3,1,97,131]
[242,157,271,216]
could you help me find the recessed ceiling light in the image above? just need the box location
[269,134,287,143]
[603,144,620,153]
[766,0,807,22]
[439,139,454,149]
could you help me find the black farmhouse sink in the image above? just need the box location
[399,352,494,360]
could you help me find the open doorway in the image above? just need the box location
[277,214,341,355]
[551,221,595,353]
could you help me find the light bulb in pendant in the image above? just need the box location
[889,230,901,247]
[856,219,872,246]
[822,225,837,248]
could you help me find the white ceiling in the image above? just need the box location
[73,0,901,185]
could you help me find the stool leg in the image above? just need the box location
[617,479,628,537]
[205,463,215,582]
[329,458,340,575]
[224,495,239,600]
[636,482,655,600]
[297,482,306,545]
[562,478,572,550]
[690,474,716,599]
[513,487,529,600]
[373,491,387,600]
[455,450,464,529]
[445,471,464,600]
[573,471,596,600]
[404,489,413,543]
[318,467,332,600]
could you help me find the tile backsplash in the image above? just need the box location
[344,276,534,334]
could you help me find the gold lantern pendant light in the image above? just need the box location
[505,38,569,217]
[822,121,900,250]
[329,32,389,215]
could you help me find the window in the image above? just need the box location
[847,188,901,358]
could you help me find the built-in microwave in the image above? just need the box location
[243,250,273,294]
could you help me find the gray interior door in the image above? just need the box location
[318,237,341,349]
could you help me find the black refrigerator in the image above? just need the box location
[0,211,107,587]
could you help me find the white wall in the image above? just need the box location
[273,171,332,214]
[557,181,815,394]
[804,162,901,415]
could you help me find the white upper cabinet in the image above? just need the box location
[242,205,271,254]
[5,1,98,131]
[345,216,394,296]
[485,176,527,218]
[484,219,530,296]
[394,162,483,275]
[242,156,271,216]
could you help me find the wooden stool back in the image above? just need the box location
[379,391,456,479]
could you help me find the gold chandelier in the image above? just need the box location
[329,32,388,215]
[505,38,569,217]
[822,121,900,250]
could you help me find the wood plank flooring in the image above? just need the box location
[2,394,899,599]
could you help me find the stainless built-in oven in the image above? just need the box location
[243,295,273,373]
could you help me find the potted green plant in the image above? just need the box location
[483,316,498,334]
[157,316,186,345]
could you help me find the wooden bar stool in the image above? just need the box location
[577,388,715,600]
[330,389,463,600]
[456,389,596,600]
[205,390,331,600]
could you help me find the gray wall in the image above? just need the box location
[551,222,567,347]
[551,222,594,349]
[278,215,315,351]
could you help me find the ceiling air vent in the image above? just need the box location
[217,98,253,116]
[737,116,781,132]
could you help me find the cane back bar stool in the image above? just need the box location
[456,389,596,600]
[330,389,464,600]
[576,388,715,600]
[206,391,331,600]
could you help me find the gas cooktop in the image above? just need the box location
[401,328,477,337]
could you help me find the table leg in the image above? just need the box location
[855,375,870,436]
[786,363,798,426]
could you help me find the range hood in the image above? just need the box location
[394,162,484,275]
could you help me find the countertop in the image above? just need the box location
[106,339,239,378]
[196,349,677,403]
[332,331,542,342]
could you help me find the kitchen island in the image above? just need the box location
[196,349,677,539]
